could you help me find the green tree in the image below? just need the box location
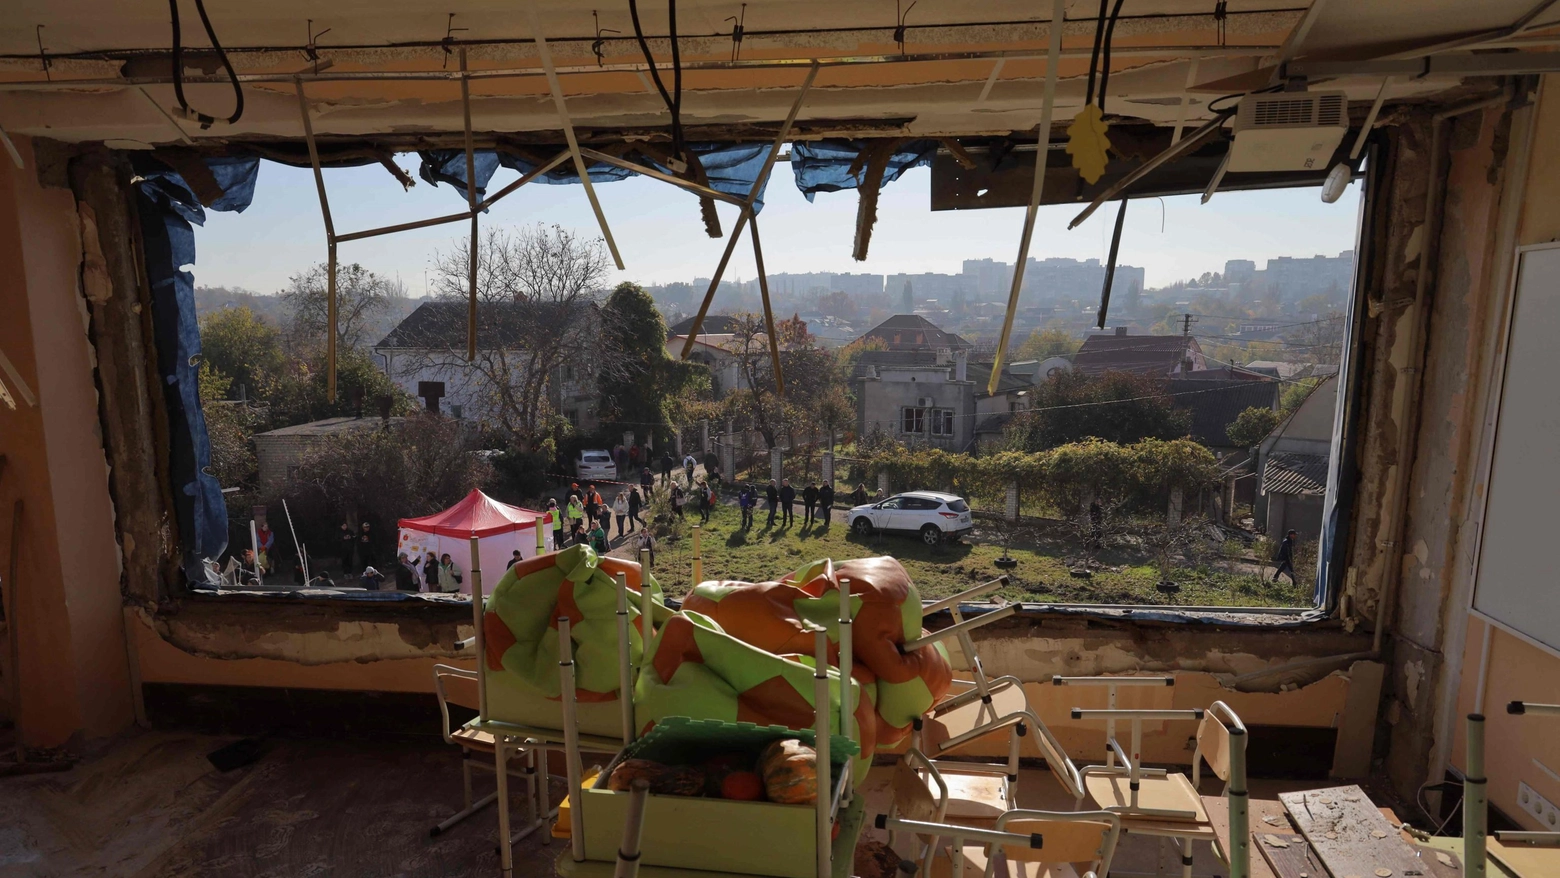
[1225,406,1282,448]
[198,306,286,399]
[279,261,397,352]
[597,281,706,443]
[1013,325,1081,361]
[1003,370,1190,451]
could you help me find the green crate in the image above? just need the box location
[580,717,858,878]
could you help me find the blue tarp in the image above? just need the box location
[419,142,774,212]
[788,139,939,201]
[132,154,260,581]
[416,140,941,213]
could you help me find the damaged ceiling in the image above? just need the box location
[1,0,1558,147]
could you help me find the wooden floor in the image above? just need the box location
[0,730,569,878]
[0,730,1439,878]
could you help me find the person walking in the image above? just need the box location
[339,522,356,572]
[660,451,675,486]
[765,480,779,526]
[437,553,464,593]
[640,465,655,499]
[779,479,796,526]
[584,484,603,526]
[612,491,629,539]
[818,482,835,526]
[1272,529,1299,584]
[357,521,375,570]
[851,484,868,508]
[802,482,819,526]
[698,480,714,525]
[567,482,583,505]
[628,487,643,530]
[739,485,755,529]
[588,518,610,554]
[636,526,657,568]
[683,453,697,486]
[671,482,686,519]
[629,443,641,472]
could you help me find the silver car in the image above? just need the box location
[575,449,618,481]
[848,491,974,545]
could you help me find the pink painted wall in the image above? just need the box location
[0,135,133,746]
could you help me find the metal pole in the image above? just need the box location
[470,535,486,720]
[679,64,818,360]
[282,499,306,582]
[536,515,546,554]
[526,4,625,270]
[837,577,854,808]
[615,779,652,878]
[812,623,833,878]
[615,572,636,745]
[560,616,586,862]
[1228,726,1249,878]
[293,79,338,402]
[1465,713,1487,878]
[988,0,1065,394]
[691,525,703,584]
[458,49,480,361]
[249,519,262,586]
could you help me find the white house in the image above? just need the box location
[1255,375,1339,539]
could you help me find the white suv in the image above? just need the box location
[575,449,618,481]
[848,491,974,545]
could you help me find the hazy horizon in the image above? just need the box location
[196,154,1364,298]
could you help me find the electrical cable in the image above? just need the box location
[1097,0,1128,112]
[1083,0,1109,107]
[168,0,244,128]
[627,0,686,164]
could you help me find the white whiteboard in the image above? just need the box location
[1473,244,1560,652]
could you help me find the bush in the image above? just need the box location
[1225,406,1282,448]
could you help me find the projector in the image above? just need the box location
[1228,91,1348,173]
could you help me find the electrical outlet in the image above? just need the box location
[1517,782,1560,830]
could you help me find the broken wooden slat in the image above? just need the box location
[1488,837,1560,878]
[1204,794,1286,878]
[1281,785,1441,878]
[1258,831,1326,878]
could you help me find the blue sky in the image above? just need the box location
[197,153,1363,296]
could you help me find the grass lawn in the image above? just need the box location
[619,500,1313,608]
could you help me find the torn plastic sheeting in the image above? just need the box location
[789,139,939,201]
[417,142,774,211]
[132,154,260,581]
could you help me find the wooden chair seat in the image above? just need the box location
[1083,772,1209,824]
[451,726,498,752]
[940,767,1010,823]
[923,684,1030,754]
[926,848,1083,878]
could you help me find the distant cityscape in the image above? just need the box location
[643,250,1355,345]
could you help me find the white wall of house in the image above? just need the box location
[376,348,600,434]
[857,364,975,450]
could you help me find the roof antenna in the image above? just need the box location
[591,11,620,66]
[725,4,747,62]
[441,13,467,70]
[35,25,50,81]
[893,0,917,54]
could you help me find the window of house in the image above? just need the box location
[930,409,955,436]
[901,407,924,434]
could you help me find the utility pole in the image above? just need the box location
[1182,313,1198,336]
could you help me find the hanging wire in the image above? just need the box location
[168,0,244,127]
[893,0,918,54]
[1097,0,1127,112]
[440,13,467,70]
[590,11,620,66]
[726,4,747,62]
[628,0,687,165]
[35,25,50,81]
[1083,0,1109,107]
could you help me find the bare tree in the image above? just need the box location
[414,224,614,441]
[280,262,395,352]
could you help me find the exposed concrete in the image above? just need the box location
[67,148,181,605]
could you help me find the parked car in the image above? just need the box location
[575,449,618,481]
[847,491,973,545]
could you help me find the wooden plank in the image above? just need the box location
[1256,830,1326,878]
[1331,661,1386,778]
[1488,837,1560,878]
[1205,795,1292,878]
[1281,785,1438,878]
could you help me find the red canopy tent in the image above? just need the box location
[396,490,550,592]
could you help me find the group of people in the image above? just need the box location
[359,550,464,593]
[736,478,838,529]
[545,482,653,556]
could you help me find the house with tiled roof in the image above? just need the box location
[1072,326,1206,376]
[857,314,973,352]
[1255,375,1339,539]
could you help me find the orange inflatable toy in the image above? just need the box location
[680,556,952,751]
